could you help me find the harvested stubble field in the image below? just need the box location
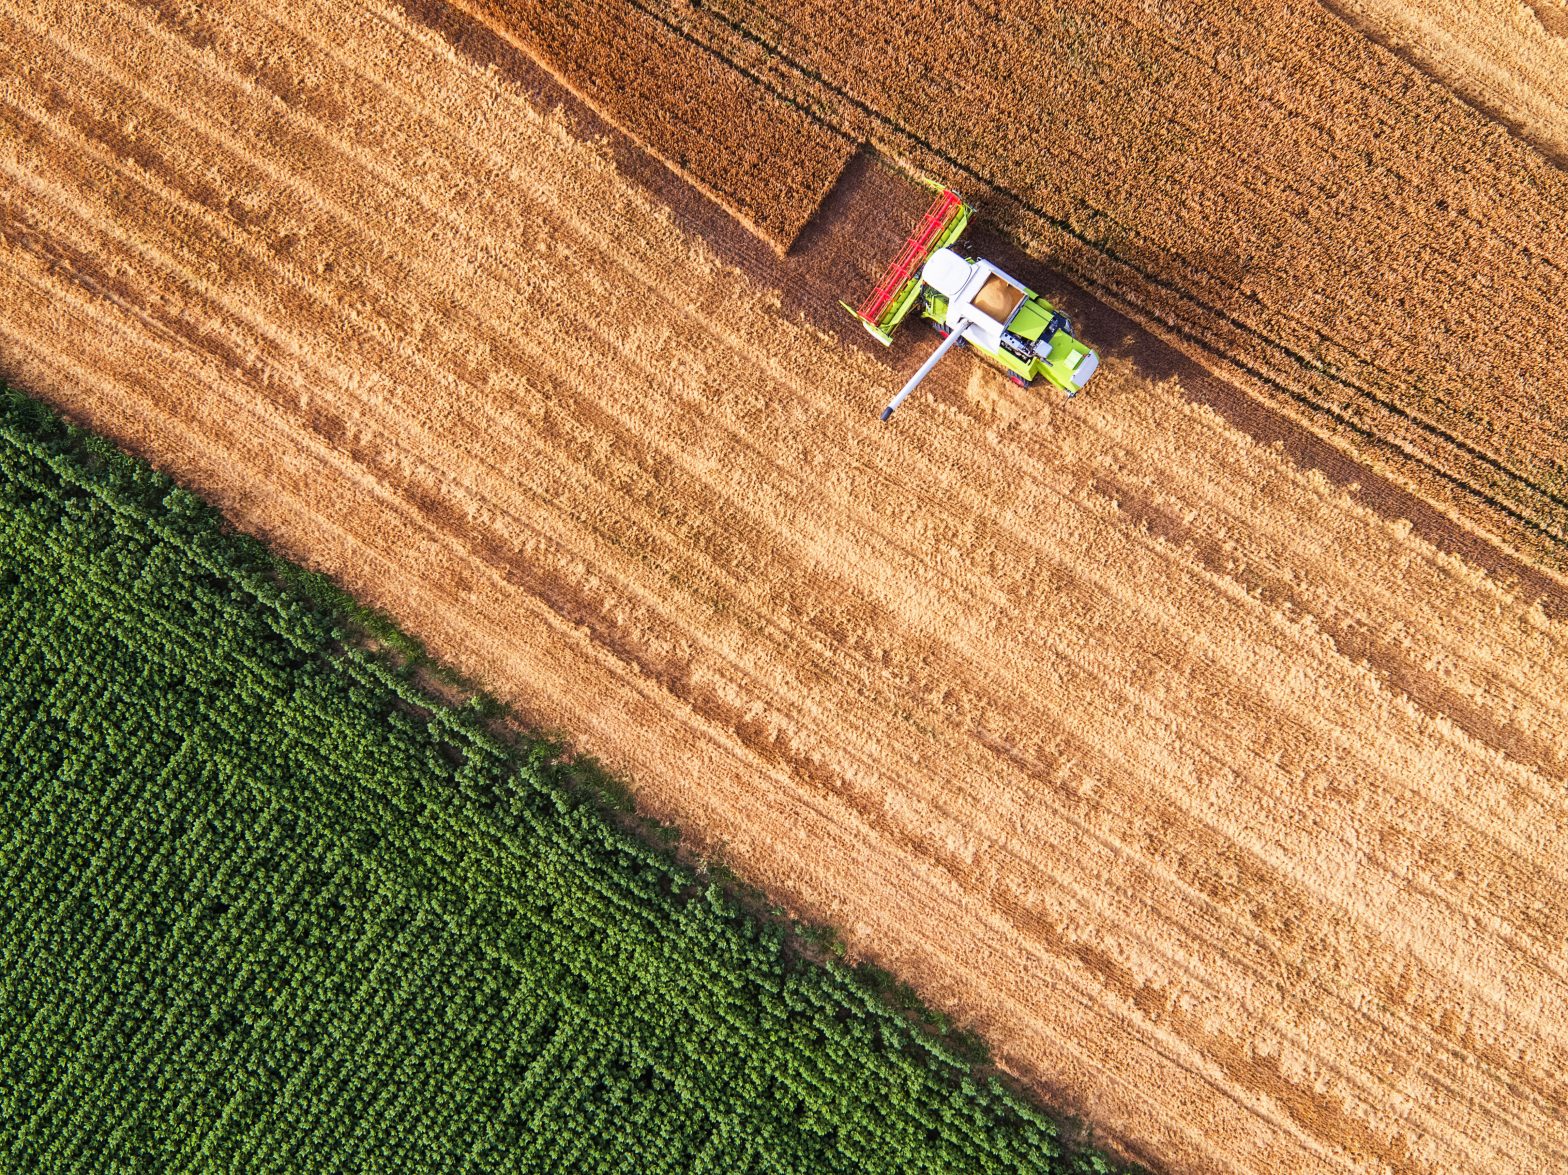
[1,1,1567,1174]
[467,0,1568,580]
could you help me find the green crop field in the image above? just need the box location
[0,390,1127,1173]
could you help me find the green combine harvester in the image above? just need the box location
[843,188,1100,421]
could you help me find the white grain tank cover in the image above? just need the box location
[922,248,973,300]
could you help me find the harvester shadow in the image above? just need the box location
[965,215,1568,613]
[963,218,1188,389]
[1320,0,1568,173]
[846,210,1186,419]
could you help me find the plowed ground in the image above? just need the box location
[2,3,1568,1174]
[466,0,1568,582]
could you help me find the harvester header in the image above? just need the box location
[842,185,1100,421]
[843,188,971,346]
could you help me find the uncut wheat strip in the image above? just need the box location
[691,0,1568,319]
[1109,0,1568,298]
[1086,2,1568,429]
[1326,0,1568,163]
[1066,33,1568,429]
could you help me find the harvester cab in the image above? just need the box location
[841,187,1100,422]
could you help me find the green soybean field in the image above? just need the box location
[0,389,1128,1172]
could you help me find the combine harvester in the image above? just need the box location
[844,188,1099,421]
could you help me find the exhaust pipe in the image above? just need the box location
[880,320,970,422]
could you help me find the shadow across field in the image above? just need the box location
[1530,0,1568,38]
[965,220,1568,614]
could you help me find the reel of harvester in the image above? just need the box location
[842,185,1100,422]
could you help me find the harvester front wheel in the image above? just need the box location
[1008,373,1030,388]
